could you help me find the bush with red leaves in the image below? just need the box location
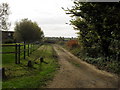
[66,40,78,48]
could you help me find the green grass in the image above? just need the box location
[2,44,59,88]
[2,54,15,65]
[2,46,15,66]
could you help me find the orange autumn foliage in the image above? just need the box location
[66,40,78,48]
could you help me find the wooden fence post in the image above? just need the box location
[18,44,20,64]
[15,44,18,64]
[28,44,29,56]
[24,42,26,59]
[30,44,31,54]
[30,44,32,54]
[2,68,6,79]
[32,44,34,52]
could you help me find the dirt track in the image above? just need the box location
[47,45,119,88]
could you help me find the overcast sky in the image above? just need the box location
[0,0,78,37]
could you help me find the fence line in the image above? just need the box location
[1,43,40,64]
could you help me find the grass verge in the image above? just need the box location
[2,44,59,88]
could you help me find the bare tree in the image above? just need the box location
[0,3,10,30]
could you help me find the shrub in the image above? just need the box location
[66,40,78,48]
[106,61,120,74]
